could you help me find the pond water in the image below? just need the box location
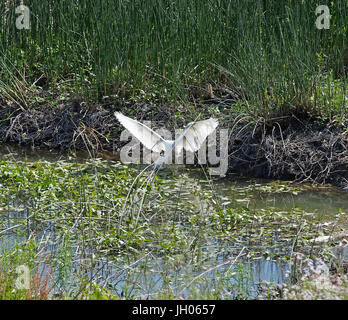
[0,145,347,299]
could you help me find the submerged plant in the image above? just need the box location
[0,157,346,299]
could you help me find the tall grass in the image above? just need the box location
[0,0,347,118]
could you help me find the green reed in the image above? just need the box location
[0,0,346,118]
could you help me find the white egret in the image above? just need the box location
[115,112,218,169]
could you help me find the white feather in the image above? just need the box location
[174,118,218,153]
[115,112,167,153]
[115,112,218,167]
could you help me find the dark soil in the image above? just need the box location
[227,118,348,189]
[0,99,347,189]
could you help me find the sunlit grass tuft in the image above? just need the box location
[0,0,346,119]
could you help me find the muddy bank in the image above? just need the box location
[0,100,347,189]
[227,118,348,189]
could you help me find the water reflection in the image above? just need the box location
[0,145,347,299]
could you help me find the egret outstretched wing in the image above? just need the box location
[115,112,166,153]
[174,118,218,153]
[115,112,219,168]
